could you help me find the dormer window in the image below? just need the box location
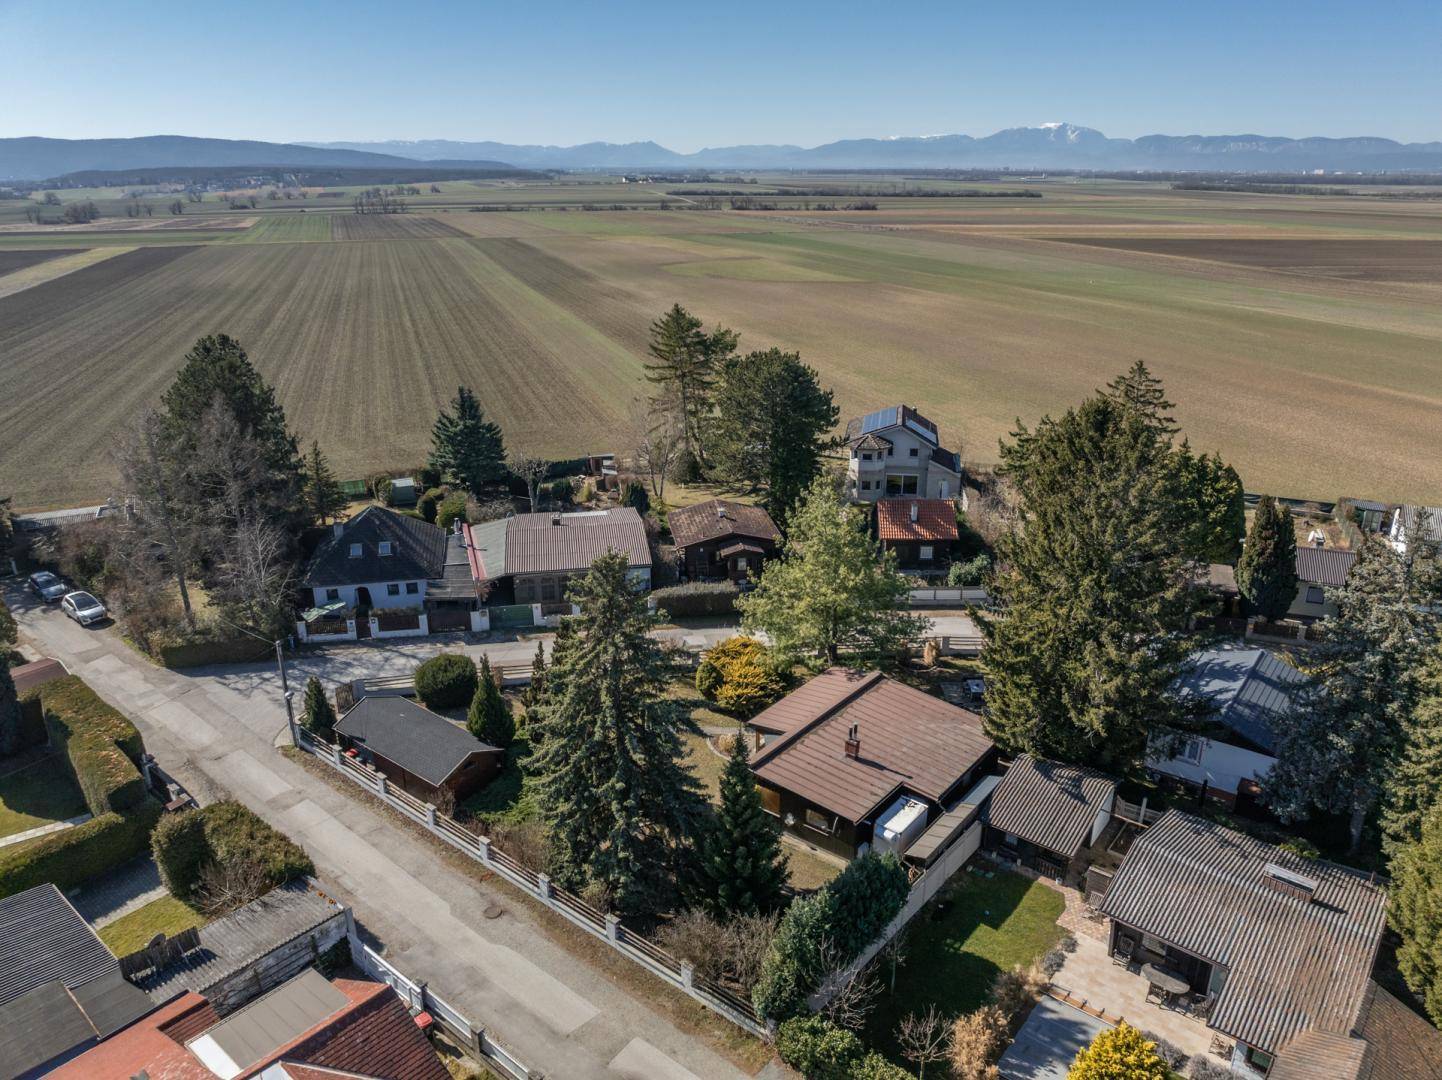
[348,544,362,558]
[378,541,393,556]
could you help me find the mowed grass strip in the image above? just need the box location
[96,895,206,956]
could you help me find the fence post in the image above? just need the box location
[605,914,622,943]
[331,744,343,767]
[536,873,553,903]
[477,836,491,863]
[679,961,694,991]
[376,775,388,798]
[426,804,437,829]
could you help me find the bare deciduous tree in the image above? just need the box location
[898,1006,953,1079]
[508,452,550,511]
[214,516,296,638]
[816,940,881,1031]
[196,857,269,916]
[629,399,684,500]
[113,411,199,627]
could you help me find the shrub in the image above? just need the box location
[371,475,394,505]
[851,1052,913,1080]
[546,479,574,505]
[947,553,990,587]
[1141,1032,1189,1073]
[1040,934,1077,976]
[775,1015,863,1080]
[41,676,145,815]
[701,636,786,717]
[0,804,160,899]
[990,965,1045,1018]
[695,658,724,700]
[417,486,447,523]
[416,465,442,489]
[7,693,47,755]
[152,810,210,896]
[468,656,515,747]
[1186,1059,1234,1080]
[950,1005,1008,1079]
[620,480,650,515]
[436,493,468,531]
[1069,1022,1168,1080]
[0,598,16,649]
[152,801,312,906]
[651,581,740,618]
[670,449,702,485]
[302,676,336,736]
[415,653,478,710]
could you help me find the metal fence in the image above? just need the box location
[907,586,991,607]
[298,728,769,1038]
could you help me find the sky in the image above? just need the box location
[5,0,1440,151]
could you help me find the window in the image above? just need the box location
[860,480,872,491]
[348,544,362,558]
[325,588,340,602]
[1178,736,1205,764]
[386,583,400,597]
[405,582,419,594]
[1141,933,1167,956]
[1003,832,1019,847]
[804,808,835,834]
[861,452,872,461]
[1243,1046,1274,1072]
[1305,586,1324,605]
[908,447,919,458]
[736,556,748,571]
[378,541,393,556]
[759,787,781,815]
[886,475,919,495]
[919,545,934,561]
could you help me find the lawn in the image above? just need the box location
[96,895,206,956]
[0,753,89,840]
[461,737,535,825]
[864,867,1065,1057]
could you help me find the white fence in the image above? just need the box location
[908,586,991,607]
[349,933,531,1079]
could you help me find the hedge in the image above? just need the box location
[774,1017,911,1080]
[415,653,478,710]
[159,637,274,669]
[153,801,313,902]
[651,581,740,618]
[10,693,48,754]
[0,804,160,899]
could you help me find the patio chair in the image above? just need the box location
[1145,982,1166,1006]
[1113,935,1136,966]
[1190,992,1216,1021]
[1209,1033,1234,1059]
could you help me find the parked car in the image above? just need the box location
[28,570,68,602]
[60,591,107,626]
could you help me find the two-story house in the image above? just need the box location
[844,405,962,503]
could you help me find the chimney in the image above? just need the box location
[716,502,727,522]
[551,513,563,526]
[910,502,919,523]
[844,723,860,759]
[332,521,345,538]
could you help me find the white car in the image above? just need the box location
[60,591,108,626]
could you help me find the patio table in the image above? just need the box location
[1140,963,1191,999]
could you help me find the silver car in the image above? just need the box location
[28,570,68,602]
[60,590,107,626]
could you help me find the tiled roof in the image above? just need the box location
[1270,1031,1370,1080]
[0,883,117,1006]
[1353,981,1442,1080]
[336,696,498,787]
[668,499,781,550]
[503,508,651,575]
[1295,546,1357,587]
[986,755,1116,859]
[281,979,447,1080]
[876,498,960,543]
[751,669,993,823]
[9,656,67,695]
[303,507,448,588]
[1099,810,1387,1055]
[1175,646,1310,754]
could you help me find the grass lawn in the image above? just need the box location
[461,737,536,825]
[864,867,1065,1058]
[784,845,844,892]
[663,673,742,730]
[97,895,206,956]
[0,753,88,840]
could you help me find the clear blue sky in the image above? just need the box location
[5,0,1439,149]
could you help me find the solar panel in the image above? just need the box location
[860,407,898,434]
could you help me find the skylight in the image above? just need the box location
[349,543,362,558]
[379,541,393,556]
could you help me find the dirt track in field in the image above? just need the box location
[1048,237,1442,282]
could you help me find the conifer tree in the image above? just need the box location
[643,304,736,465]
[302,441,348,524]
[526,552,707,915]
[301,676,336,737]
[524,639,547,709]
[1104,361,1178,436]
[429,386,506,497]
[469,655,515,747]
[1384,650,1442,853]
[696,734,788,917]
[1390,802,1442,1026]
[1236,495,1298,620]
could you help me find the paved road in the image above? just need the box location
[3,579,760,1080]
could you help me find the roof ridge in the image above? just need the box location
[751,670,886,768]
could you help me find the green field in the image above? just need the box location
[2,179,1441,508]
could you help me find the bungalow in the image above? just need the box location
[1204,545,1355,623]
[1098,810,1387,1077]
[467,507,652,607]
[844,405,962,503]
[748,668,995,860]
[984,754,1116,881]
[1149,646,1309,807]
[334,696,502,806]
[875,498,960,569]
[668,499,781,582]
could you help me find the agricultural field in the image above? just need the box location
[2,179,1441,509]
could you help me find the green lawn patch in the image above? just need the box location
[0,754,88,840]
[97,895,206,956]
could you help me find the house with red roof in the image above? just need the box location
[875,498,960,570]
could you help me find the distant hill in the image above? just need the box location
[0,135,517,181]
[308,124,1442,172]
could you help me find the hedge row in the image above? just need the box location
[158,637,275,669]
[11,694,48,754]
[651,581,741,617]
[153,801,313,900]
[0,804,161,898]
[775,1016,911,1079]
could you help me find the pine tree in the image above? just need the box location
[302,442,348,525]
[707,348,840,523]
[0,662,21,756]
[1383,650,1442,852]
[696,734,788,917]
[524,639,547,709]
[1235,495,1298,620]
[429,386,507,498]
[469,655,515,747]
[1104,361,1178,437]
[301,676,336,737]
[1390,802,1442,1026]
[737,476,925,666]
[1170,446,1245,565]
[526,552,708,915]
[643,304,735,464]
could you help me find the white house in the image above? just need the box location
[843,405,962,503]
[302,506,453,610]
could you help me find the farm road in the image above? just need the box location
[2,579,761,1080]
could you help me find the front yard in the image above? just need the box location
[0,752,89,841]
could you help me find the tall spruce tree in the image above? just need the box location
[696,734,788,917]
[0,661,21,757]
[1236,495,1298,620]
[981,387,1208,772]
[737,476,925,666]
[643,304,736,465]
[469,655,515,747]
[302,442,348,524]
[1390,802,1442,1026]
[524,639,547,709]
[707,349,839,523]
[526,552,708,915]
[1104,361,1178,436]
[301,676,335,737]
[1383,649,1442,852]
[429,387,507,497]
[1266,532,1442,852]
[1171,446,1246,565]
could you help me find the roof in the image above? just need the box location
[1352,981,1442,1080]
[1175,646,1310,754]
[465,518,508,582]
[931,445,961,474]
[876,498,960,543]
[667,499,781,551]
[49,991,218,1080]
[987,755,1116,860]
[0,883,117,1006]
[751,669,994,823]
[996,994,1111,1080]
[845,404,939,444]
[0,972,153,1078]
[718,540,767,558]
[190,969,348,1077]
[9,656,67,694]
[136,879,344,1002]
[334,696,497,787]
[1295,546,1357,587]
[1270,1030,1370,1080]
[1098,810,1388,1054]
[906,773,1001,866]
[426,530,479,601]
[502,508,651,576]
[303,507,447,588]
[849,432,892,452]
[1393,505,1442,544]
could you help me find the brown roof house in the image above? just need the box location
[748,669,995,860]
[334,697,502,808]
[984,754,1117,881]
[668,499,781,583]
[875,498,960,570]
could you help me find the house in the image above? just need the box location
[1388,504,1442,555]
[52,968,448,1080]
[748,668,995,860]
[1098,810,1387,1078]
[467,507,652,607]
[983,754,1116,880]
[302,507,480,628]
[875,498,960,569]
[334,696,502,805]
[0,883,156,1077]
[844,405,962,502]
[1204,545,1355,623]
[1149,646,1310,807]
[668,499,781,582]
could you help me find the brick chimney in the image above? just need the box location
[844,723,860,758]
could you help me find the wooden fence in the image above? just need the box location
[297,728,769,1038]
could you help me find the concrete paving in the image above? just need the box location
[2,579,758,1080]
[70,856,167,928]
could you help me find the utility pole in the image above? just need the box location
[284,690,298,747]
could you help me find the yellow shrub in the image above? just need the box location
[1069,1022,1169,1080]
[704,637,786,717]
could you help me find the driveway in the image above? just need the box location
[2,579,758,1080]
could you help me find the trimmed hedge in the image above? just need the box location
[11,693,48,754]
[152,800,313,902]
[152,810,210,897]
[0,804,161,898]
[415,653,478,710]
[651,581,740,618]
[159,637,273,669]
[774,1017,911,1080]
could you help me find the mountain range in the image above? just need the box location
[5,126,1442,180]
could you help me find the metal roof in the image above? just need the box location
[986,755,1116,859]
[502,508,651,576]
[189,969,348,1078]
[466,517,509,582]
[1393,505,1442,544]
[0,883,116,1006]
[1099,810,1387,1054]
[1294,546,1357,588]
[303,507,447,588]
[334,696,498,787]
[906,773,1001,865]
[1176,646,1310,754]
[668,499,781,551]
[0,979,102,1077]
